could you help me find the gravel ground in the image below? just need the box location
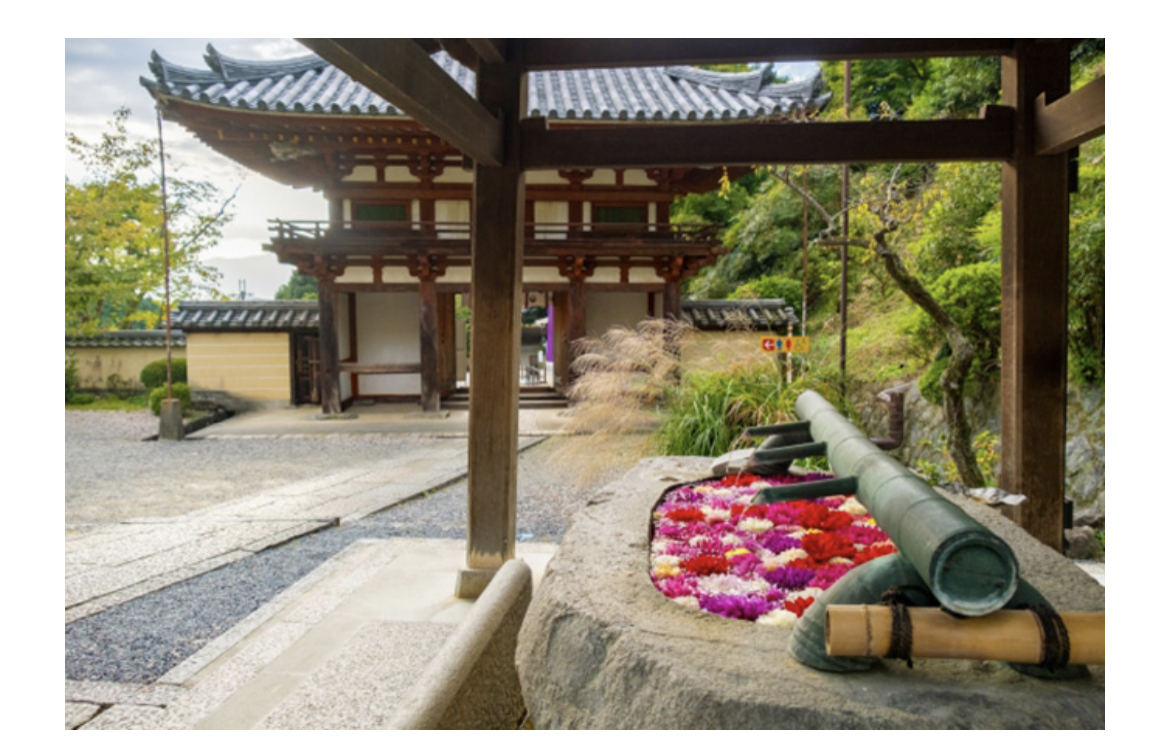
[65,411,644,684]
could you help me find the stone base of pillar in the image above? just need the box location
[455,567,498,599]
[158,399,185,441]
[313,412,358,420]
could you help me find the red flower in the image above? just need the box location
[801,532,855,563]
[853,542,898,565]
[665,507,706,523]
[724,473,762,487]
[785,597,816,618]
[797,504,854,531]
[682,555,729,576]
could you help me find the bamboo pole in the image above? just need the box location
[825,605,1104,665]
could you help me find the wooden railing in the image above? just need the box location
[268,220,720,245]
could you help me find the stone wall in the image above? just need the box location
[854,379,1105,516]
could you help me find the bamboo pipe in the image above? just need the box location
[825,605,1104,666]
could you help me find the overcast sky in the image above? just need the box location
[65,38,331,299]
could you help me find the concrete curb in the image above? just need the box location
[386,559,533,730]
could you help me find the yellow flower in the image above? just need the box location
[724,547,751,559]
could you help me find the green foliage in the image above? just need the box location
[849,59,933,118]
[914,430,1001,487]
[656,363,788,457]
[728,275,803,306]
[909,262,1002,402]
[69,393,99,405]
[274,272,318,300]
[908,163,1002,275]
[150,383,192,416]
[140,358,187,390]
[656,366,844,457]
[66,352,79,403]
[1068,136,1105,385]
[689,166,841,303]
[905,56,1000,119]
[66,108,233,335]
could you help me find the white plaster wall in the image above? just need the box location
[355,292,421,395]
[436,200,471,238]
[534,201,568,239]
[585,291,651,338]
[341,165,378,182]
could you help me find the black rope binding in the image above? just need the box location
[1025,602,1071,673]
[879,587,916,669]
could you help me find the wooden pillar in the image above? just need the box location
[437,291,457,395]
[409,254,446,412]
[311,257,345,416]
[457,54,526,598]
[663,280,681,319]
[552,290,570,389]
[558,255,594,382]
[1000,40,1071,552]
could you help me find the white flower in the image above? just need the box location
[778,548,808,565]
[702,505,730,521]
[697,574,770,596]
[738,517,774,533]
[672,596,700,610]
[757,609,798,627]
[838,498,868,516]
[787,587,824,602]
[720,533,744,547]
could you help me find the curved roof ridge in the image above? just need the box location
[145,45,829,122]
[204,44,328,82]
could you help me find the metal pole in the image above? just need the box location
[839,61,851,405]
[156,107,173,402]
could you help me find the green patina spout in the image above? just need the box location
[791,390,1019,617]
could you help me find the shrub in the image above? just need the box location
[69,393,98,406]
[150,383,192,416]
[66,352,79,403]
[728,275,804,307]
[140,358,187,390]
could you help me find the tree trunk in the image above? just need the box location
[876,243,985,488]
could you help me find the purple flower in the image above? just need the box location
[698,593,775,621]
[759,530,800,554]
[763,566,816,590]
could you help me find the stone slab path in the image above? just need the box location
[66,538,556,730]
[65,438,540,624]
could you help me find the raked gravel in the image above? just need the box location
[65,410,639,684]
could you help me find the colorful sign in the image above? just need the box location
[761,336,810,354]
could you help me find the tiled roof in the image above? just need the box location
[143,45,831,122]
[171,301,319,332]
[681,299,799,330]
[66,330,185,348]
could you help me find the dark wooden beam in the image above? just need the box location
[317,275,342,415]
[467,38,507,65]
[1035,75,1105,155]
[520,116,1014,169]
[418,277,441,412]
[1000,40,1071,553]
[458,56,526,598]
[522,38,1014,70]
[298,38,504,167]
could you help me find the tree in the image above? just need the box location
[274,271,318,300]
[773,164,991,488]
[65,108,234,334]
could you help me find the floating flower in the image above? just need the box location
[757,609,799,627]
[738,517,774,533]
[682,555,729,576]
[653,471,891,625]
[801,532,856,563]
